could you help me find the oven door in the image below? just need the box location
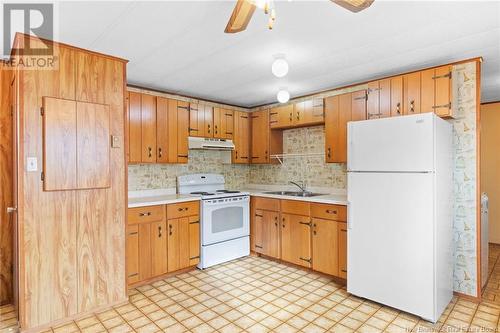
[202,196,250,246]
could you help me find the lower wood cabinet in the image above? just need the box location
[250,197,347,278]
[126,201,200,286]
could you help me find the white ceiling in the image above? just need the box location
[56,0,500,107]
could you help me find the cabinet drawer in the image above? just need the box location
[252,196,280,211]
[128,205,165,225]
[280,200,310,216]
[311,203,347,222]
[167,201,200,219]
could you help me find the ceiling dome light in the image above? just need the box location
[272,57,289,78]
[277,89,290,103]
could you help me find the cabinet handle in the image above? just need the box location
[177,207,188,212]
[327,147,331,159]
[313,230,317,235]
[326,209,337,214]
[178,154,188,158]
[255,245,263,249]
[341,269,347,273]
[128,273,138,277]
[299,221,311,226]
[158,225,162,238]
[396,102,401,114]
[169,224,173,236]
[148,147,152,158]
[129,231,138,236]
[158,147,162,158]
[432,72,452,80]
[275,222,278,227]
[139,212,151,217]
[215,125,218,134]
[289,112,292,121]
[410,100,415,113]
[296,112,300,121]
[189,220,200,224]
[207,124,211,134]
[341,229,347,232]
[299,257,311,263]
[274,216,278,221]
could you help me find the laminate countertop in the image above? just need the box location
[128,189,200,208]
[241,189,348,205]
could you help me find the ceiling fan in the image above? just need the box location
[225,0,374,33]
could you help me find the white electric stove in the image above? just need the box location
[177,174,250,269]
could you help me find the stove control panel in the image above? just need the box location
[203,195,250,205]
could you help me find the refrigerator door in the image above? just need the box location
[348,113,435,172]
[347,172,436,321]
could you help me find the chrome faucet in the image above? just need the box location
[289,181,307,193]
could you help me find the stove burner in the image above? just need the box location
[190,191,215,196]
[216,190,241,194]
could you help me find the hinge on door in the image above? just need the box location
[354,94,368,101]
[189,221,200,224]
[299,221,312,226]
[432,72,452,80]
[189,256,200,260]
[255,213,263,217]
[255,245,263,249]
[40,107,44,116]
[41,172,44,181]
[432,103,452,109]
[299,257,311,263]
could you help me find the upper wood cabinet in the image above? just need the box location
[141,94,157,163]
[390,75,404,117]
[421,65,453,118]
[189,103,214,138]
[167,100,189,163]
[269,104,293,129]
[213,108,234,139]
[128,92,157,164]
[250,109,283,164]
[367,79,390,119]
[233,111,250,164]
[325,90,367,163]
[269,99,324,129]
[42,97,111,191]
[156,97,169,163]
[294,98,325,126]
[403,72,421,115]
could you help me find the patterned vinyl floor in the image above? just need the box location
[2,250,500,333]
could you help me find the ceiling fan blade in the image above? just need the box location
[331,0,374,13]
[225,0,256,33]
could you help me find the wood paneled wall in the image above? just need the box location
[0,62,13,306]
[13,35,128,330]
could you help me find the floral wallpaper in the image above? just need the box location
[449,62,478,296]
[128,61,480,297]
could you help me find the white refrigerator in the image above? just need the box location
[347,112,453,323]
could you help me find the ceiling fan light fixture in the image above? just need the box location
[272,56,288,78]
[277,89,290,104]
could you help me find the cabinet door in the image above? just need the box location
[189,103,203,137]
[178,217,190,269]
[420,69,434,114]
[177,102,189,163]
[281,213,311,268]
[204,105,214,137]
[156,97,169,163]
[403,72,421,115]
[367,81,379,119]
[141,94,157,163]
[338,222,347,279]
[213,107,222,138]
[312,98,325,122]
[390,76,404,117]
[434,65,452,118]
[151,221,168,277]
[254,209,265,254]
[188,216,200,266]
[270,105,293,129]
[251,109,269,164]
[223,109,234,139]
[265,211,280,259]
[379,78,391,118]
[351,90,367,121]
[233,111,250,164]
[167,218,179,272]
[138,223,152,281]
[126,225,139,285]
[312,218,338,276]
[128,91,142,163]
[324,95,339,163]
[293,101,305,125]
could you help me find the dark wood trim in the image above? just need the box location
[251,57,484,109]
[453,291,480,303]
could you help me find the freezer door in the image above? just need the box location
[348,113,435,172]
[347,172,436,321]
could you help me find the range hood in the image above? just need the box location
[188,137,235,151]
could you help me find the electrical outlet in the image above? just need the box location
[27,157,37,172]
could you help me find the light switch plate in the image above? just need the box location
[27,157,37,172]
[111,135,121,148]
